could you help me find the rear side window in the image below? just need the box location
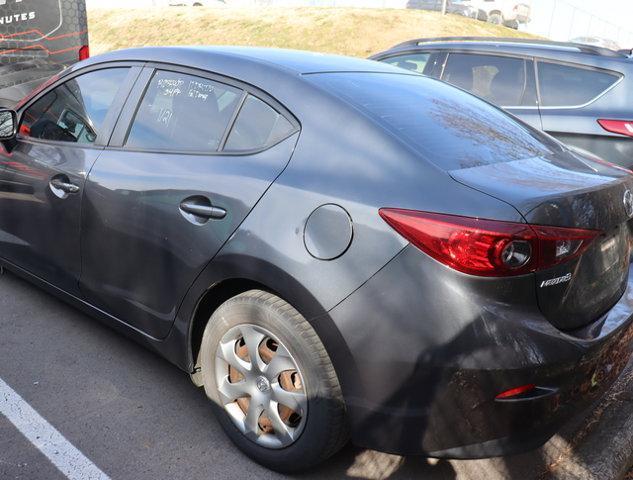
[537,62,620,107]
[442,53,536,106]
[382,53,431,74]
[20,68,130,144]
[126,70,242,152]
[224,95,295,152]
[308,72,553,171]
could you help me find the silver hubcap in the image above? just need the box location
[215,324,308,449]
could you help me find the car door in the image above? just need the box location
[80,66,300,338]
[0,65,139,295]
[441,52,543,130]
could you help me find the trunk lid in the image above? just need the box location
[450,150,633,330]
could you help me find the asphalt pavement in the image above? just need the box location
[0,269,632,480]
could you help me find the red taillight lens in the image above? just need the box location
[530,225,600,269]
[79,45,90,61]
[379,209,600,277]
[495,384,536,400]
[598,119,633,138]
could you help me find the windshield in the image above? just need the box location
[307,72,557,171]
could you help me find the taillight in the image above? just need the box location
[79,45,90,61]
[598,119,633,138]
[495,384,535,400]
[379,209,600,277]
[530,224,601,269]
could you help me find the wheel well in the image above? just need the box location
[489,10,503,16]
[189,278,276,365]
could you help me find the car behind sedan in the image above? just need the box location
[0,47,632,472]
[372,37,633,169]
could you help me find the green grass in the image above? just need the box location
[88,6,538,58]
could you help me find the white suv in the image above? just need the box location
[465,0,531,29]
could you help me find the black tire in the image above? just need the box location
[504,19,519,29]
[487,12,503,25]
[199,290,349,472]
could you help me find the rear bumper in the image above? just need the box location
[328,245,633,457]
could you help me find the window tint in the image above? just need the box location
[442,53,535,106]
[224,95,295,152]
[126,71,241,152]
[537,62,620,107]
[309,72,553,171]
[383,53,431,74]
[20,68,129,144]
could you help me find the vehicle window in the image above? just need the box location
[126,70,242,152]
[308,72,554,171]
[537,62,620,107]
[224,95,295,152]
[19,68,130,144]
[382,53,431,74]
[442,53,535,106]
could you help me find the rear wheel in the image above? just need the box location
[487,12,503,24]
[504,19,519,29]
[199,290,348,472]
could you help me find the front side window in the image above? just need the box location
[224,95,295,152]
[126,70,242,152]
[442,53,534,106]
[537,62,620,107]
[20,68,130,144]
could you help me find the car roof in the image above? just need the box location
[374,37,633,64]
[82,46,402,75]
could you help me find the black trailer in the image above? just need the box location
[0,0,88,106]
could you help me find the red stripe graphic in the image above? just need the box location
[0,29,88,41]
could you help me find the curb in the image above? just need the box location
[445,361,633,480]
[544,361,633,479]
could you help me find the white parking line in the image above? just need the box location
[0,377,110,480]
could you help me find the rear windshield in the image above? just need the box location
[308,72,554,170]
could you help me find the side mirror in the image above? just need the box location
[0,109,17,141]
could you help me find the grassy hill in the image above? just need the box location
[87,7,537,58]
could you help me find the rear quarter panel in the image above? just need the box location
[170,77,528,384]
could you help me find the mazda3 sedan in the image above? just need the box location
[0,47,632,472]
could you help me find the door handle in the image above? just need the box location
[179,200,226,220]
[50,178,80,194]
